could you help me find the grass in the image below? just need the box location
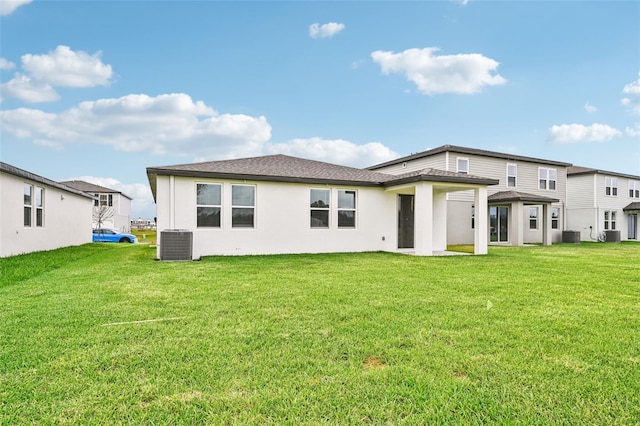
[1,242,639,424]
[131,228,157,245]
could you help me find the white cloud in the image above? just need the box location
[0,46,114,103]
[0,58,16,70]
[21,45,113,88]
[0,93,272,158]
[621,73,640,116]
[371,47,506,95]
[266,137,399,168]
[584,102,597,113]
[548,123,622,144]
[72,176,155,218]
[0,0,32,16]
[626,124,640,137]
[0,74,59,103]
[309,22,345,39]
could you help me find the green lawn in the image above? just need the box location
[1,243,639,424]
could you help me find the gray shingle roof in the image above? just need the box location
[623,202,640,211]
[488,190,559,204]
[146,154,500,200]
[368,144,573,170]
[61,180,132,200]
[0,162,94,200]
[567,166,640,180]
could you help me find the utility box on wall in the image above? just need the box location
[562,231,580,244]
[604,230,621,243]
[159,229,193,261]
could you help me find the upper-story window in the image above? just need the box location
[337,190,356,228]
[506,164,517,188]
[457,158,469,174]
[196,183,221,228]
[231,185,255,228]
[539,168,557,191]
[628,181,639,199]
[310,189,330,228]
[96,193,113,207]
[605,177,618,196]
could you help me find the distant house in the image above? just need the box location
[369,145,571,246]
[147,154,498,259]
[566,166,640,241]
[131,217,156,230]
[61,180,133,233]
[0,162,94,258]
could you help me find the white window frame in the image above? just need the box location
[628,181,639,199]
[196,183,222,228]
[310,189,330,229]
[529,207,538,230]
[231,184,256,228]
[337,190,357,229]
[457,157,469,174]
[604,210,617,230]
[506,164,517,188]
[35,186,44,227]
[24,184,32,227]
[605,177,618,197]
[551,207,560,230]
[539,167,557,191]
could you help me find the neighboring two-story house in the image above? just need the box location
[0,162,94,258]
[368,145,572,246]
[61,180,133,233]
[566,166,640,242]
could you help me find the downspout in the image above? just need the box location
[169,175,175,229]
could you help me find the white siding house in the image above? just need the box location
[566,166,640,241]
[61,180,133,233]
[0,162,94,258]
[147,155,499,259]
[369,145,572,246]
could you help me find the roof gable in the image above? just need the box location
[368,144,573,170]
[61,180,133,200]
[567,166,640,180]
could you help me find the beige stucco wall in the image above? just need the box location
[155,176,400,258]
[1,171,93,257]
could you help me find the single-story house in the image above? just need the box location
[0,162,94,258]
[147,154,499,260]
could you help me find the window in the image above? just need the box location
[471,204,475,229]
[338,190,356,228]
[310,189,330,228]
[24,184,32,227]
[604,211,616,230]
[457,158,469,174]
[529,207,538,230]
[605,177,618,196]
[232,185,255,228]
[35,187,44,227]
[539,168,557,190]
[108,194,113,207]
[629,181,639,199]
[507,164,517,187]
[196,183,221,228]
[551,207,560,230]
[93,193,99,207]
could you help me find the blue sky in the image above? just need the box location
[1,0,639,218]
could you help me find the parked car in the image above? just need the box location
[92,228,137,243]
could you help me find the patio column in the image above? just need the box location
[414,183,433,256]
[511,201,524,246]
[433,190,447,251]
[542,204,552,245]
[474,187,488,255]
